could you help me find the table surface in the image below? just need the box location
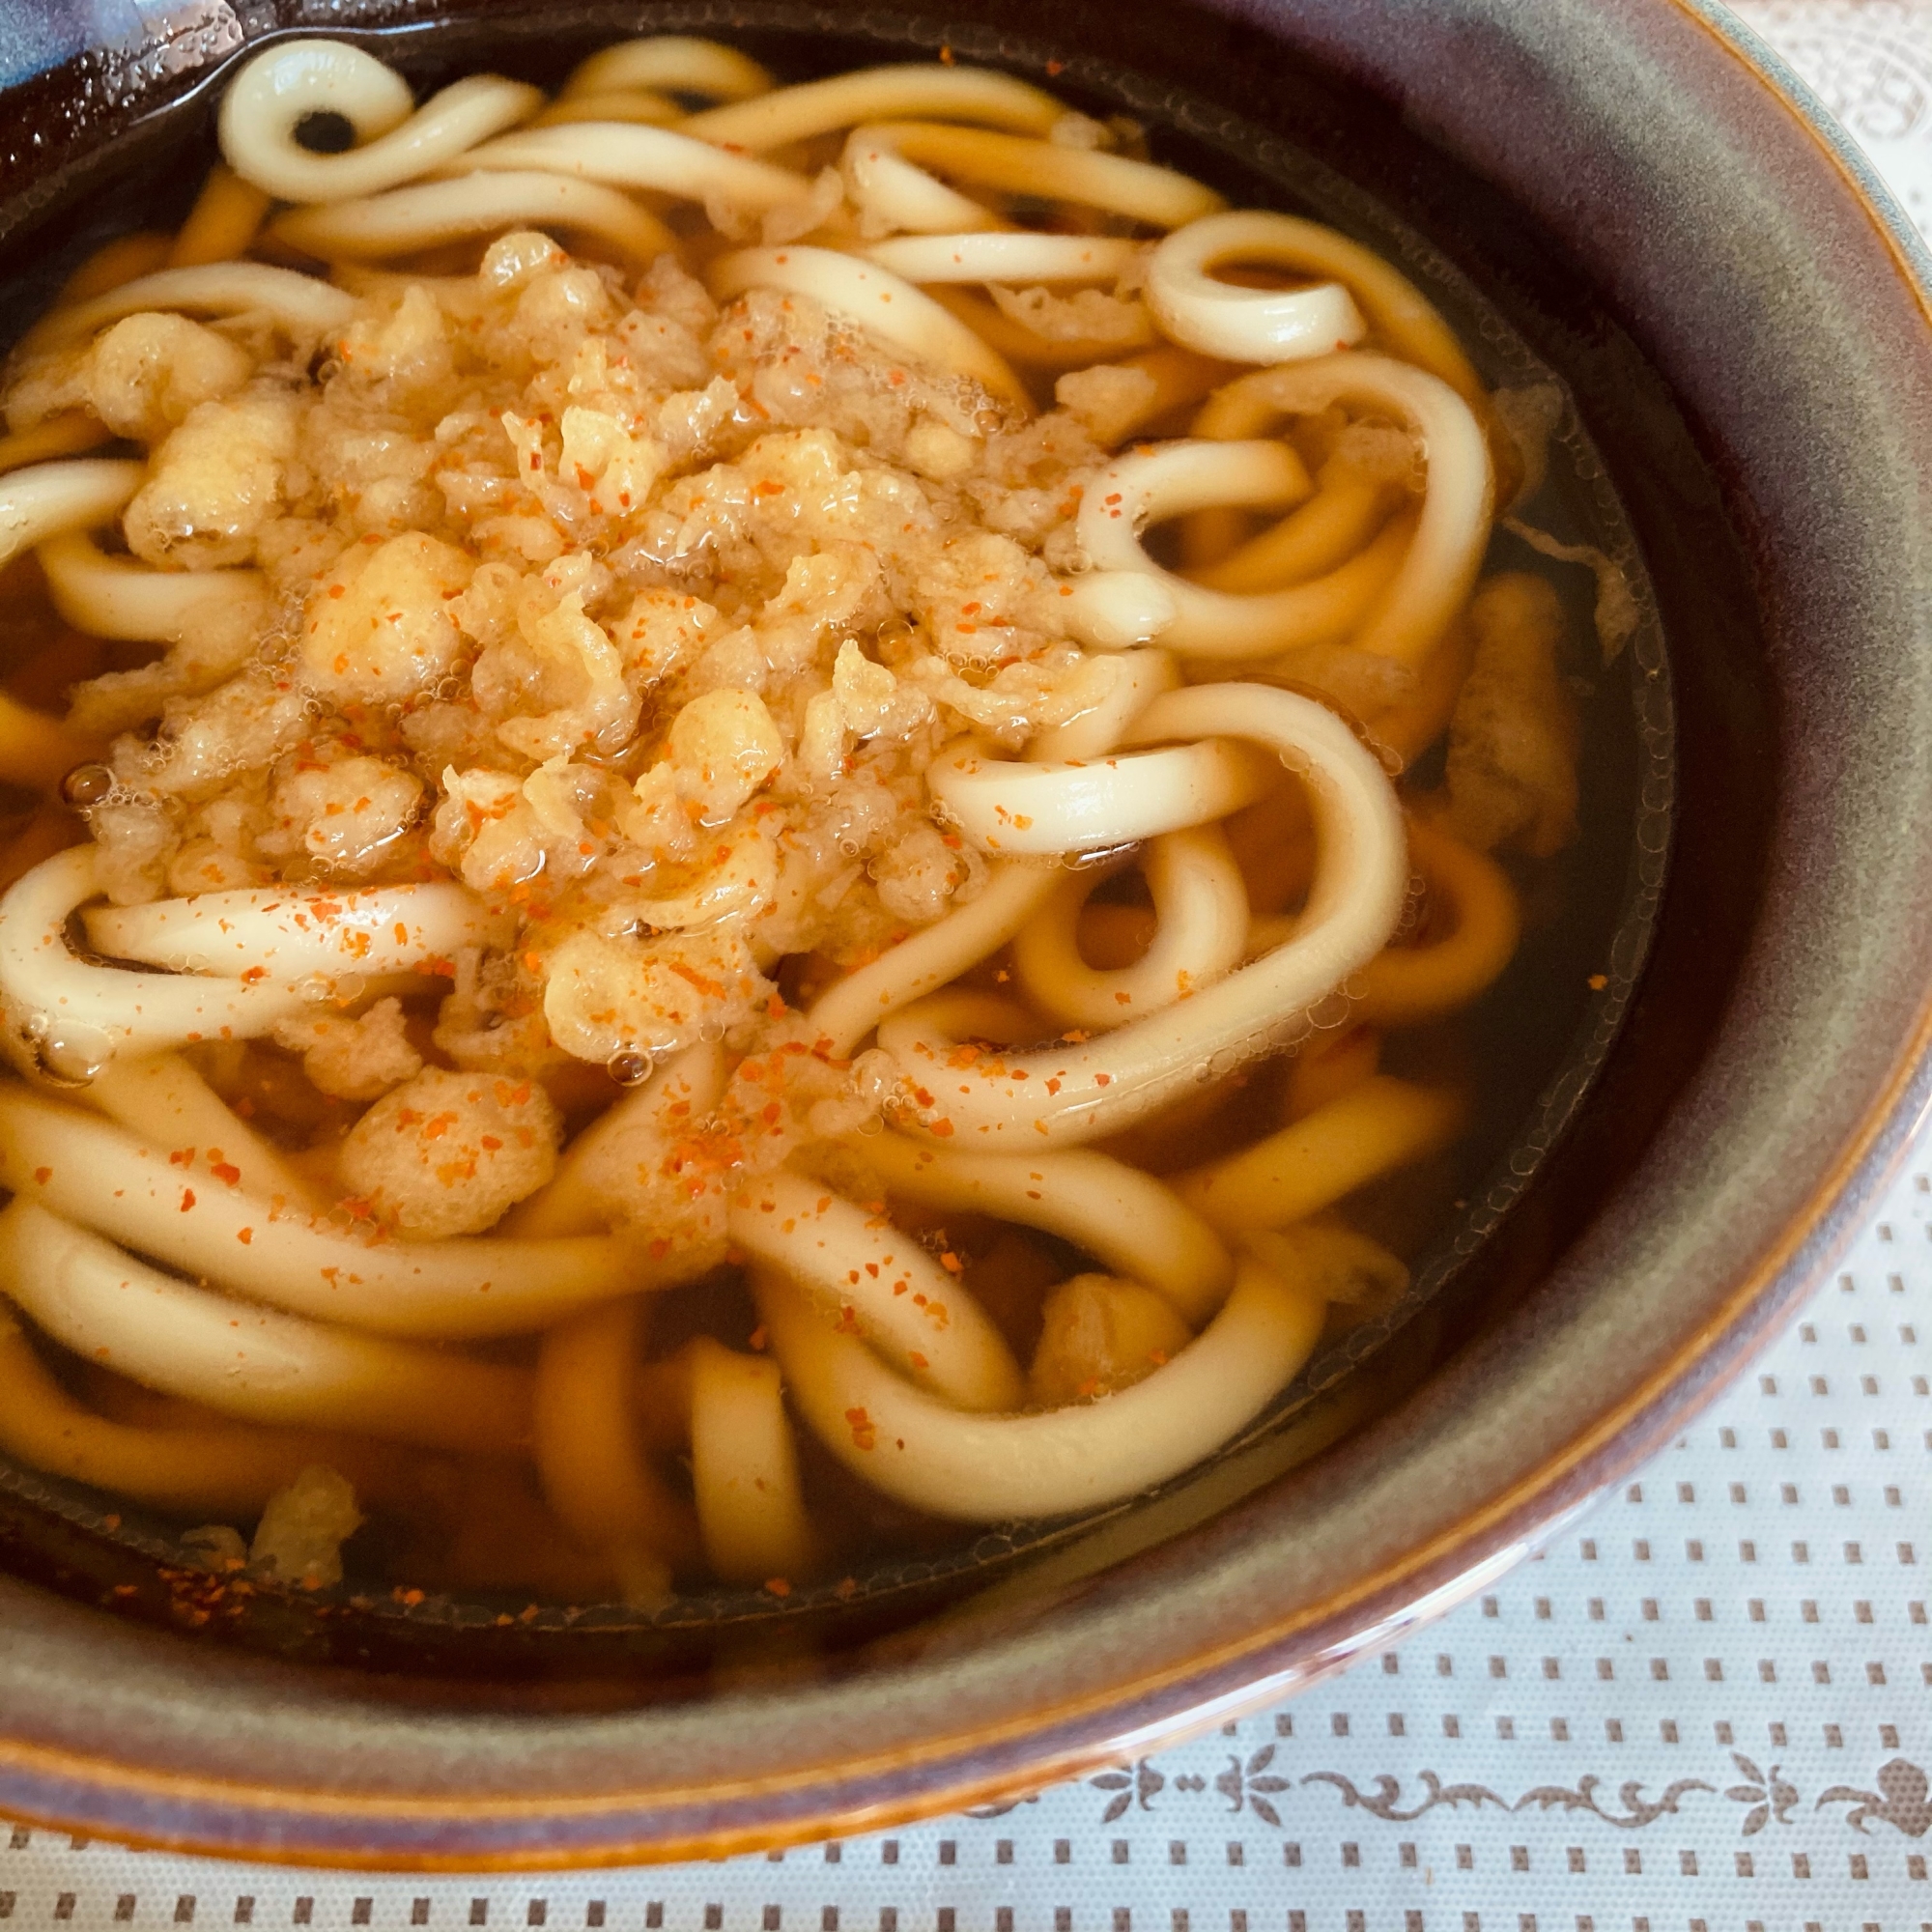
[6,2,1932,1925]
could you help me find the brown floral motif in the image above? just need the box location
[1301,1771,1511,1823]
[1304,1770,1712,1829]
[1213,1746,1292,1827]
[1055,1748,1931,1837]
[1724,1753,1800,1835]
[1514,1775,1714,1828]
[1089,1758,1165,1824]
[1816,1758,1932,1836]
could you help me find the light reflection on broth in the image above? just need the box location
[0,36,1608,1608]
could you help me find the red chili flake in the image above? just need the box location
[748,1325,768,1351]
[764,1577,792,1598]
[237,1228,253,1245]
[210,1161,241,1186]
[939,1252,963,1275]
[929,1119,955,1137]
[179,1189,196,1212]
[844,1406,877,1450]
[32,1167,49,1184]
[1094,1072,1113,1087]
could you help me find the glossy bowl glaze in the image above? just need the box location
[0,0,1928,1869]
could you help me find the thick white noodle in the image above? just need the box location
[882,683,1406,1147]
[808,863,1059,1060]
[83,1051,323,1211]
[1155,209,1484,403]
[217,42,541,203]
[0,848,310,1057]
[85,881,514,982]
[1147,211,1368,363]
[862,233,1142,284]
[1029,647,1179,761]
[507,1038,727,1238]
[926,737,1271,856]
[272,172,675,265]
[0,1083,690,1340]
[1183,458,1389,594]
[808,652,1178,1057]
[1174,1074,1466,1234]
[686,1337,815,1584]
[726,1167,1024,1412]
[851,1130,1233,1325]
[841,123,1224,233]
[533,1295,690,1604]
[531,91,680,130]
[841,128,1003,236]
[0,461,143,576]
[38,530,266,641]
[0,1200,530,1454]
[1178,355,1494,666]
[1064,435,1412,658]
[757,1256,1324,1521]
[562,38,775,103]
[453,123,810,214]
[680,65,1066,153]
[36,265,357,347]
[1012,826,1251,1030]
[708,246,1029,410]
[1063,439,1312,649]
[874,989,1034,1062]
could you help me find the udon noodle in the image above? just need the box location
[0,37,1586,1603]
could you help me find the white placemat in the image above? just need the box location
[6,2,1932,1924]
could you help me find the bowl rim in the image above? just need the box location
[0,0,1928,1868]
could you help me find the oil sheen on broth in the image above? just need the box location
[0,36,1596,1606]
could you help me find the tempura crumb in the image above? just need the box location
[249,1464,362,1589]
[337,1065,562,1237]
[1027,1272,1192,1407]
[273,997,423,1101]
[1445,572,1579,857]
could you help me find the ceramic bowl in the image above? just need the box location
[0,0,1928,1868]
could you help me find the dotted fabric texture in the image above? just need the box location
[5,1,1932,1925]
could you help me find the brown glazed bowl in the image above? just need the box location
[0,0,1928,1870]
